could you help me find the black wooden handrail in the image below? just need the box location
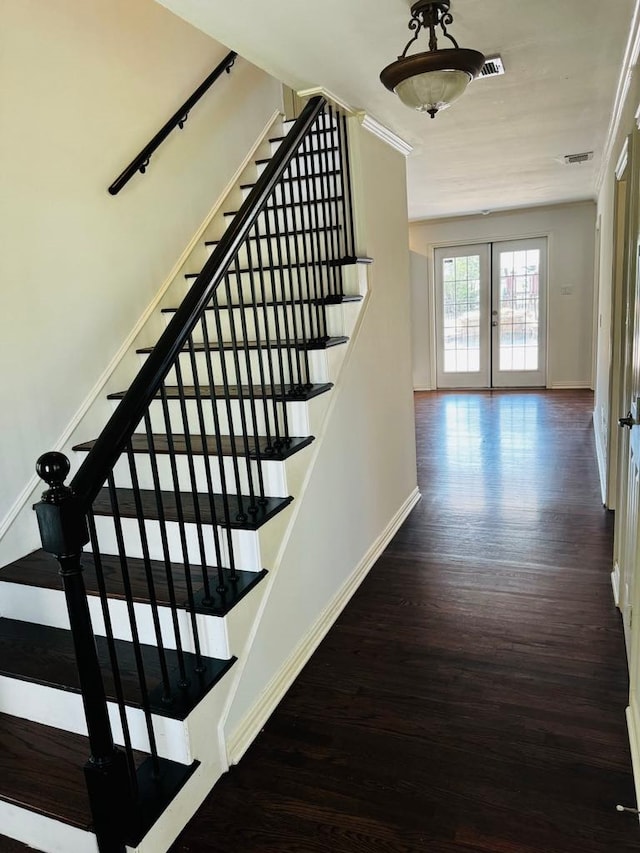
[108,50,238,195]
[73,95,327,506]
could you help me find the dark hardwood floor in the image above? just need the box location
[172,390,638,853]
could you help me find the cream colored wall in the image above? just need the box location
[0,0,282,563]
[594,63,640,506]
[224,122,418,739]
[408,202,597,390]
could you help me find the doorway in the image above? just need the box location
[434,238,547,389]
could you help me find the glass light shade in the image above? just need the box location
[394,69,471,114]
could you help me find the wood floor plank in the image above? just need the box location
[171,390,639,853]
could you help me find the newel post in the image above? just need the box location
[34,452,134,852]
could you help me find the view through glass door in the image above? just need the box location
[435,238,547,389]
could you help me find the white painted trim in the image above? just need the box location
[0,109,283,550]
[0,799,98,853]
[593,408,608,505]
[549,381,593,389]
[596,0,640,192]
[616,138,630,180]
[413,385,435,392]
[226,486,422,764]
[626,704,640,814]
[612,561,621,607]
[356,113,413,157]
[296,86,355,115]
[636,102,640,131]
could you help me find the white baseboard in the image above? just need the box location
[550,381,593,389]
[593,409,608,505]
[0,110,283,552]
[626,704,640,814]
[226,486,422,764]
[612,562,621,608]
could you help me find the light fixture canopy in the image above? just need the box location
[380,0,485,118]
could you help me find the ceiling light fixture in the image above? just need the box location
[380,0,485,119]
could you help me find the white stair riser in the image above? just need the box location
[191,266,347,308]
[205,235,340,270]
[0,675,194,763]
[128,396,312,439]
[168,302,340,344]
[225,203,343,234]
[142,347,331,389]
[240,175,341,205]
[0,579,234,658]
[92,515,262,571]
[257,151,341,178]
[269,130,339,157]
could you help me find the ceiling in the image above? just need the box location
[157,0,636,220]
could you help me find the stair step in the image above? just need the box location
[240,170,341,190]
[206,224,342,246]
[0,549,267,618]
[162,294,362,312]
[92,487,293,531]
[0,835,33,851]
[137,336,347,354]
[223,197,344,216]
[74,433,313,462]
[0,617,234,720]
[0,713,197,846]
[108,382,333,403]
[185,256,371,277]
[0,713,94,831]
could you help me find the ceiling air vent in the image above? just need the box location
[563,151,594,165]
[478,56,505,79]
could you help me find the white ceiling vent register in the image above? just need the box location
[563,151,594,165]
[478,56,505,78]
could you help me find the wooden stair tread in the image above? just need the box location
[0,712,95,829]
[136,336,348,354]
[240,170,341,189]
[0,834,35,851]
[92,487,293,530]
[223,196,344,215]
[162,294,362,313]
[0,618,235,721]
[74,433,314,461]
[108,382,333,403]
[0,550,267,617]
[186,256,371,276]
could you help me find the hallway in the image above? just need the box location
[172,390,638,852]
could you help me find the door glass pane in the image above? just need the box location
[498,249,540,372]
[442,254,480,373]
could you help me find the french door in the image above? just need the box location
[435,238,547,389]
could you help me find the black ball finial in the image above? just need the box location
[36,452,71,496]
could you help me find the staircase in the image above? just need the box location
[0,96,370,852]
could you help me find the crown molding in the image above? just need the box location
[356,112,413,157]
[296,87,355,115]
[596,0,640,192]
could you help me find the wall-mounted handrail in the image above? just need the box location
[75,95,327,506]
[108,50,238,196]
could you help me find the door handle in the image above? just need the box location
[619,411,635,429]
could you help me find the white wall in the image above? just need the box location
[408,202,597,390]
[593,61,640,507]
[224,121,418,739]
[0,0,282,564]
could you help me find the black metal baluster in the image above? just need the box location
[262,180,298,396]
[271,166,307,392]
[326,105,345,295]
[158,384,204,670]
[105,471,161,776]
[300,122,329,338]
[315,110,339,301]
[143,412,189,685]
[221,265,259,512]
[198,313,240,583]
[292,146,321,344]
[256,197,292,441]
[86,510,138,792]
[338,110,357,259]
[281,159,313,387]
[124,441,173,705]
[245,222,276,454]
[186,334,228,595]
[251,215,287,448]
[172,357,214,597]
[231,249,267,500]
